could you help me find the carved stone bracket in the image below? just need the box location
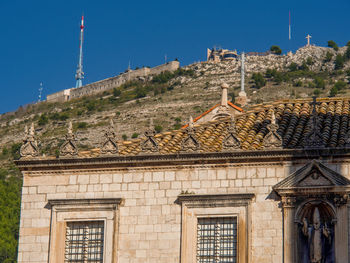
[263,111,282,149]
[141,119,158,153]
[181,116,200,152]
[222,118,240,150]
[60,122,78,157]
[304,97,324,148]
[281,196,297,208]
[334,194,349,207]
[20,123,39,158]
[101,119,118,155]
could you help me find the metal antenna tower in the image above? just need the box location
[75,16,85,88]
[38,82,43,102]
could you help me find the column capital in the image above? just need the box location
[281,196,297,208]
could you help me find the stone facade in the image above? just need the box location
[16,152,350,263]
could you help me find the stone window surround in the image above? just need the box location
[176,194,255,263]
[47,198,122,263]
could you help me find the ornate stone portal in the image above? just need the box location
[273,160,350,263]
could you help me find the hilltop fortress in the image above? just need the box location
[47,61,180,102]
[47,44,347,103]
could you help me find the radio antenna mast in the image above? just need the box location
[38,82,43,102]
[75,15,85,88]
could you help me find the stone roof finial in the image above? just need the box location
[223,117,240,150]
[59,121,78,157]
[101,118,118,155]
[189,116,194,129]
[263,110,282,149]
[181,116,200,152]
[141,118,158,153]
[20,123,39,158]
[221,83,229,107]
[271,110,276,125]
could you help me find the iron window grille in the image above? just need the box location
[197,217,237,263]
[65,221,104,263]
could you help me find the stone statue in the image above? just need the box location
[302,207,331,263]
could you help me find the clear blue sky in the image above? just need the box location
[0,0,349,113]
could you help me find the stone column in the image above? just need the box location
[281,196,296,263]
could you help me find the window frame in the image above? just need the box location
[177,194,254,263]
[47,198,122,263]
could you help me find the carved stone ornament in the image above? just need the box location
[101,119,118,155]
[303,97,324,148]
[141,119,158,153]
[222,118,240,150]
[181,116,200,152]
[59,122,78,157]
[281,196,297,208]
[20,123,39,158]
[333,194,349,207]
[262,111,282,149]
[345,129,350,147]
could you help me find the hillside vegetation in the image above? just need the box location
[1,42,350,261]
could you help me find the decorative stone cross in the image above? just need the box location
[306,34,312,46]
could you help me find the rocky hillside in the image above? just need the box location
[0,44,350,163]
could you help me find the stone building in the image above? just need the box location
[16,92,350,263]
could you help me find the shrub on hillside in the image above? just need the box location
[288,62,298,72]
[324,51,333,62]
[314,77,325,90]
[334,54,345,70]
[251,73,266,88]
[270,45,282,55]
[38,114,48,126]
[328,40,339,51]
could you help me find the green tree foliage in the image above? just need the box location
[0,167,22,262]
[288,63,298,72]
[313,77,325,90]
[113,88,121,97]
[327,40,339,51]
[251,73,266,88]
[334,54,345,70]
[270,45,282,55]
[154,125,163,133]
[131,133,139,139]
[306,57,314,65]
[344,45,350,61]
[313,89,321,96]
[38,114,48,126]
[329,87,338,97]
[334,80,347,91]
[324,51,333,62]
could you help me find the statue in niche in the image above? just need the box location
[301,207,333,263]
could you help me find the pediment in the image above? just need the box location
[273,160,350,193]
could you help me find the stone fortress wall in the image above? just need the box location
[46,61,180,103]
[188,45,345,81]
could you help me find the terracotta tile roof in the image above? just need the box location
[112,97,350,156]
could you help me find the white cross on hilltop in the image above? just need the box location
[306,34,312,46]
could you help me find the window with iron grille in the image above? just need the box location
[65,221,104,263]
[197,217,237,263]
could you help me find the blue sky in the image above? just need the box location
[0,0,349,113]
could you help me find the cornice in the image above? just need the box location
[15,147,350,172]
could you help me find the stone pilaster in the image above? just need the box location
[281,196,296,263]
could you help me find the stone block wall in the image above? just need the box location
[16,161,300,263]
[46,61,180,102]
